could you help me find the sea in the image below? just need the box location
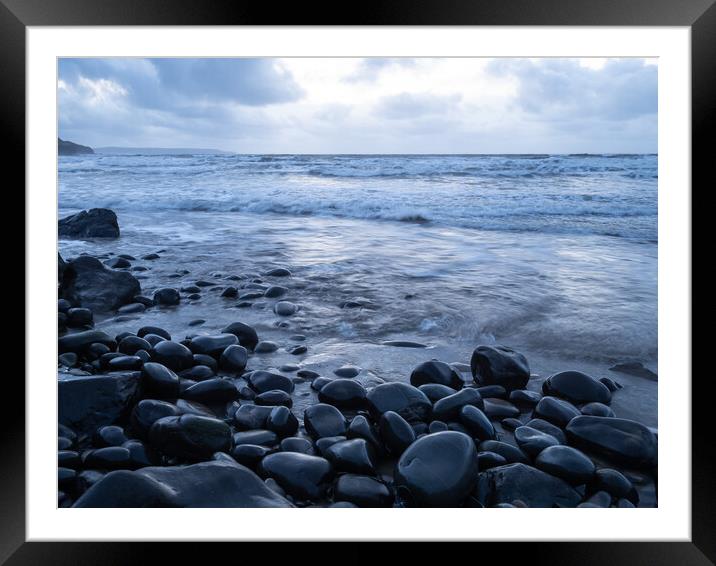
[58,152,658,425]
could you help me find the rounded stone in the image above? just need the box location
[565,416,657,469]
[274,301,298,316]
[542,370,612,405]
[410,360,463,390]
[303,404,347,440]
[248,370,294,394]
[535,445,596,485]
[477,451,508,470]
[346,415,382,451]
[93,425,128,447]
[181,378,239,404]
[379,411,416,455]
[418,383,457,403]
[188,334,239,358]
[148,414,232,460]
[233,430,279,447]
[482,398,521,420]
[262,267,290,278]
[130,399,181,439]
[221,322,259,351]
[107,355,143,371]
[395,431,478,507]
[318,379,367,409]
[118,335,152,356]
[432,388,484,421]
[513,426,561,457]
[231,444,273,469]
[84,447,133,470]
[265,285,288,298]
[459,405,496,441]
[334,474,394,507]
[280,437,314,455]
[137,326,171,340]
[333,365,361,378]
[153,288,180,306]
[533,396,581,428]
[266,406,299,437]
[255,389,293,407]
[151,340,194,371]
[581,402,616,417]
[470,345,530,391]
[254,341,279,354]
[525,418,568,444]
[509,389,542,407]
[258,452,333,501]
[366,382,432,422]
[325,438,378,475]
[477,440,530,464]
[219,344,248,373]
[233,404,273,430]
[141,362,180,399]
[588,468,638,504]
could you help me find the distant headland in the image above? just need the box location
[58,138,94,156]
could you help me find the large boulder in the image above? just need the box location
[73,460,293,507]
[542,370,612,405]
[58,371,141,439]
[394,431,478,507]
[475,463,581,508]
[59,208,119,239]
[470,345,530,391]
[59,255,141,312]
[565,416,657,469]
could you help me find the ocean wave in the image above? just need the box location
[58,153,657,240]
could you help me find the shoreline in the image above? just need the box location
[57,210,658,508]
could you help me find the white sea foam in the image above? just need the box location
[59,153,657,240]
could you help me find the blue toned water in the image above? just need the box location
[60,153,657,241]
[59,153,658,424]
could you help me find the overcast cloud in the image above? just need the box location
[58,57,657,153]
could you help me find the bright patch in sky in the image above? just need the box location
[58,57,657,154]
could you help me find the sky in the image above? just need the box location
[58,57,657,154]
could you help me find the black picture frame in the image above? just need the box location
[4,0,709,561]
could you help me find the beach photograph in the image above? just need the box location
[56,57,658,508]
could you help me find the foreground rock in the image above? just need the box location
[470,345,530,391]
[566,416,657,469]
[59,208,118,239]
[475,463,581,508]
[73,460,293,507]
[395,431,478,507]
[334,474,394,507]
[366,382,432,422]
[58,371,140,438]
[259,452,333,500]
[542,370,612,405]
[534,445,596,485]
[410,360,463,390]
[59,255,141,312]
[149,414,232,460]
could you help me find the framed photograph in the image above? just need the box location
[6,0,709,560]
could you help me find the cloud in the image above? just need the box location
[59,58,303,109]
[376,92,462,120]
[58,57,657,153]
[344,58,417,83]
[487,58,657,121]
